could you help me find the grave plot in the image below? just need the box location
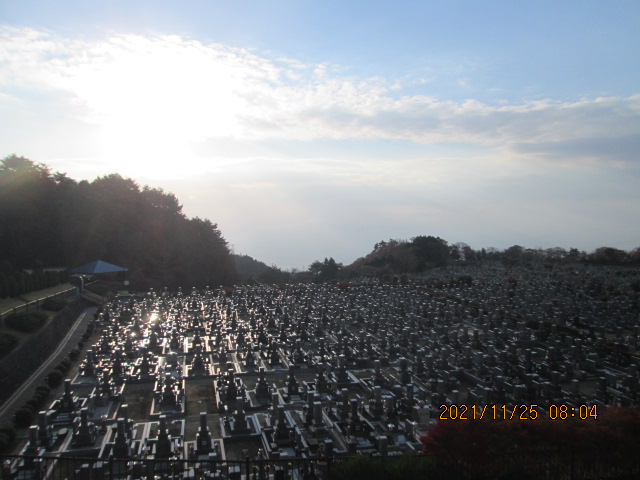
[12,269,639,473]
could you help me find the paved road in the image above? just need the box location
[0,305,97,426]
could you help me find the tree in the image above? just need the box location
[0,154,49,177]
[587,246,628,265]
[308,257,342,282]
[411,235,450,268]
[0,155,238,289]
[462,243,476,262]
[258,265,291,284]
[502,244,524,266]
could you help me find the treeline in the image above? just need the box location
[0,262,66,299]
[0,155,236,290]
[232,254,294,285]
[349,237,640,275]
[299,236,640,284]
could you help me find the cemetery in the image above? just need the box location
[4,263,640,478]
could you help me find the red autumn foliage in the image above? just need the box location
[420,407,640,477]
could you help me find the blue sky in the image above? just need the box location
[1,1,639,268]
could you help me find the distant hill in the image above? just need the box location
[0,154,237,290]
[232,254,270,281]
[340,236,640,280]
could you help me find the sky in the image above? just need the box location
[1,1,639,269]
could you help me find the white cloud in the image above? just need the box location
[2,27,639,266]
[2,27,639,169]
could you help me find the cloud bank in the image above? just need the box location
[2,27,639,267]
[2,27,639,167]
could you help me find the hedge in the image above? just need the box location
[35,384,51,396]
[5,312,48,332]
[41,297,68,311]
[0,332,18,357]
[47,370,63,388]
[14,407,35,428]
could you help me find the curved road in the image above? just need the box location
[0,306,97,426]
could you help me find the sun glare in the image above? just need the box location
[67,35,250,178]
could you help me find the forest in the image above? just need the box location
[0,155,237,291]
[2,154,639,292]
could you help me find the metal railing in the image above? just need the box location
[1,454,335,480]
[0,287,77,323]
[2,452,639,480]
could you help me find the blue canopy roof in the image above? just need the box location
[72,260,128,274]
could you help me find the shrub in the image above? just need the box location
[47,370,63,388]
[14,407,35,428]
[5,312,48,332]
[0,425,16,443]
[0,332,18,357]
[26,397,42,411]
[41,297,67,311]
[69,349,80,361]
[0,432,11,452]
[35,384,51,397]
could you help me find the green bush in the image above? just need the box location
[5,311,48,332]
[47,370,63,388]
[0,425,16,443]
[35,384,51,396]
[14,407,35,428]
[41,297,67,311]
[0,432,11,452]
[26,397,42,411]
[34,392,48,407]
[0,332,18,356]
[69,348,80,361]
[33,388,51,407]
